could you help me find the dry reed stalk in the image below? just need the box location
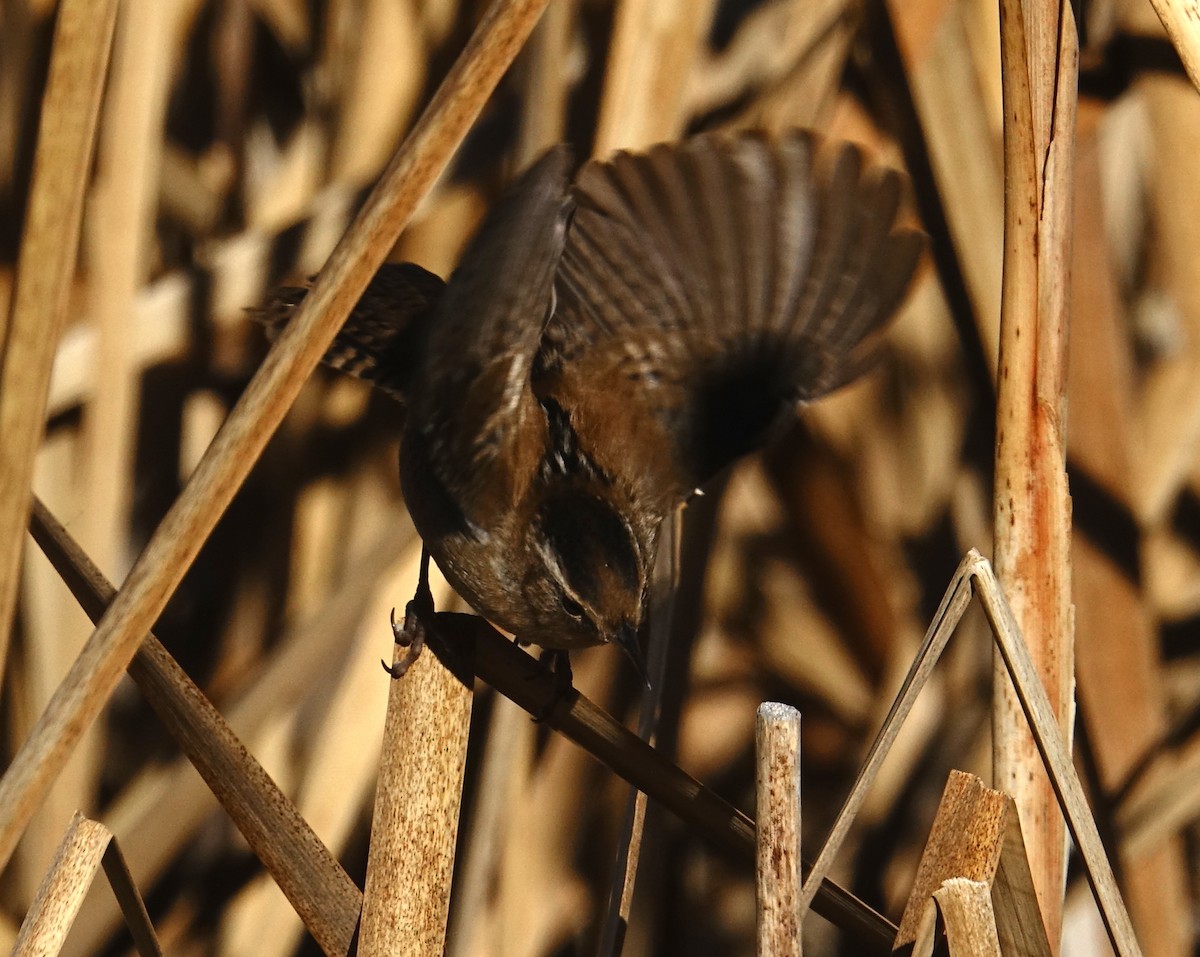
[97,835,162,957]
[27,497,363,957]
[1067,103,1191,955]
[793,555,974,923]
[973,559,1141,957]
[755,702,802,956]
[885,0,1004,369]
[359,647,472,955]
[596,769,650,956]
[12,813,161,957]
[0,0,118,680]
[0,5,35,201]
[0,0,550,874]
[595,611,662,953]
[992,0,1077,944]
[1145,0,1200,92]
[516,0,573,160]
[596,510,685,956]
[78,0,174,581]
[328,0,425,186]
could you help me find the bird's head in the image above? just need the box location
[519,485,652,682]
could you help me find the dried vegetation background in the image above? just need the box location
[0,0,1198,954]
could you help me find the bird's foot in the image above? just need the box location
[530,648,574,722]
[382,549,435,679]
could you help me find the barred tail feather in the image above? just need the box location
[250,262,445,401]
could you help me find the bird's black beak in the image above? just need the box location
[614,622,651,689]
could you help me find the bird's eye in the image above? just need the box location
[561,595,585,621]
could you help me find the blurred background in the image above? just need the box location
[2,0,1199,954]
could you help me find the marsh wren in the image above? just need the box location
[258,130,923,678]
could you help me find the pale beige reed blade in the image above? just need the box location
[0,0,119,681]
[593,0,717,153]
[79,0,175,581]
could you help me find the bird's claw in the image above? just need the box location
[530,649,575,722]
[383,590,432,679]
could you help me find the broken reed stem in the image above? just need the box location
[11,814,156,957]
[933,879,1004,957]
[359,642,472,955]
[992,0,1077,943]
[27,496,362,957]
[0,0,118,683]
[894,771,1051,956]
[756,702,802,956]
[13,814,111,956]
[0,0,550,874]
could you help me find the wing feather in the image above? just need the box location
[409,147,573,521]
[548,131,924,493]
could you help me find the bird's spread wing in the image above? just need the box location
[409,146,575,524]
[252,261,445,401]
[546,130,924,495]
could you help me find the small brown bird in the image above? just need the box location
[257,130,923,679]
